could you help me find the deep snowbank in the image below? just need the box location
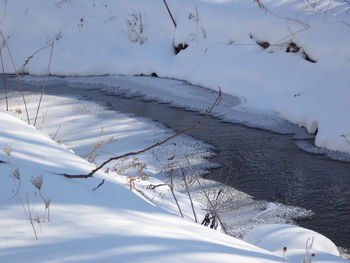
[244,224,348,263]
[0,105,285,263]
[0,90,347,262]
[1,0,350,154]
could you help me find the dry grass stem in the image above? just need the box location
[33,42,54,127]
[181,168,197,223]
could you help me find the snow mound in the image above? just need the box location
[244,224,348,262]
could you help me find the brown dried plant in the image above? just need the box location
[111,157,148,190]
[3,144,12,156]
[31,175,51,221]
[83,133,116,164]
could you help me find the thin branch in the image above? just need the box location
[0,1,7,24]
[22,43,53,69]
[26,194,38,240]
[342,21,350,27]
[92,179,105,191]
[61,87,222,179]
[181,168,198,223]
[162,0,177,28]
[0,30,30,124]
[253,0,265,9]
[169,169,183,218]
[0,47,8,111]
[33,42,54,127]
[186,157,227,234]
[266,9,311,29]
[253,1,310,30]
[148,183,168,189]
[52,124,62,140]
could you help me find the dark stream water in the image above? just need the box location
[4,78,350,250]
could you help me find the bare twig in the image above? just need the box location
[181,168,197,223]
[0,0,7,24]
[0,47,8,111]
[162,0,177,28]
[22,43,54,69]
[33,42,54,127]
[275,27,309,45]
[25,194,38,240]
[186,157,227,234]
[252,0,310,29]
[61,87,222,178]
[0,30,30,124]
[52,124,62,140]
[266,9,311,29]
[17,193,38,240]
[92,179,105,191]
[148,183,168,189]
[342,21,350,27]
[169,169,183,218]
[253,0,265,9]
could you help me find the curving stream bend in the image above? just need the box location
[3,76,350,252]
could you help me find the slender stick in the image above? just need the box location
[162,0,177,28]
[0,30,30,124]
[181,168,197,223]
[52,124,62,140]
[92,179,105,191]
[18,194,38,240]
[34,42,54,127]
[0,47,8,111]
[26,194,38,240]
[22,43,54,69]
[169,170,183,217]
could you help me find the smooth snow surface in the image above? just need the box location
[1,0,350,154]
[244,224,348,263]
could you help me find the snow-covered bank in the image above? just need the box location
[1,0,350,154]
[0,86,312,243]
[244,224,347,262]
[0,95,281,263]
[0,90,348,262]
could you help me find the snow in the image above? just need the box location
[244,224,348,263]
[0,96,285,263]
[0,85,347,262]
[1,0,350,261]
[2,79,315,236]
[1,0,350,154]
